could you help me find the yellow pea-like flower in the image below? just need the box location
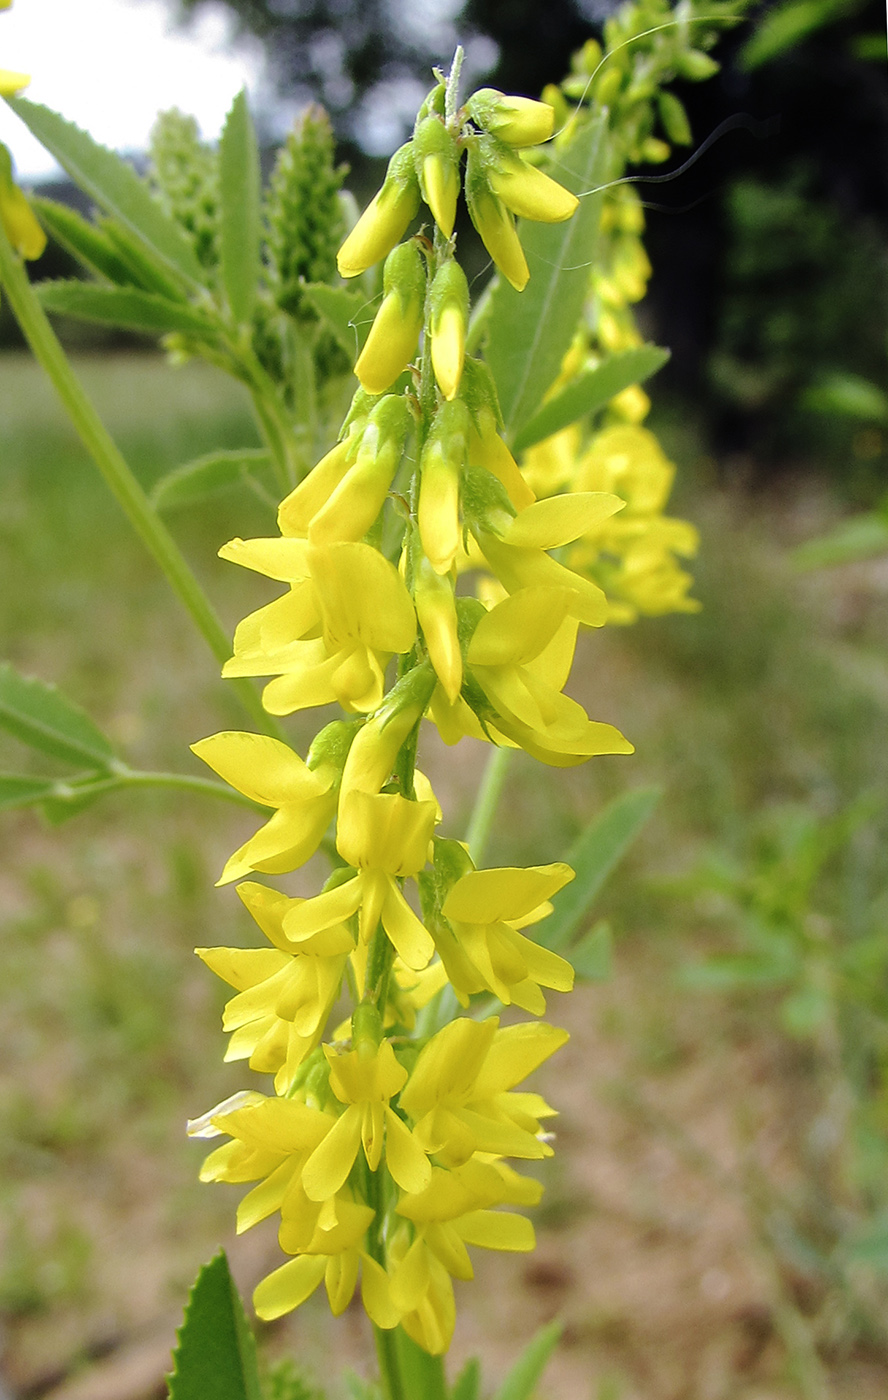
[467,88,556,148]
[488,148,579,224]
[355,241,426,395]
[429,260,469,401]
[337,142,421,277]
[414,114,460,238]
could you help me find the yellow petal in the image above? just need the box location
[253,1255,326,1320]
[455,1209,535,1252]
[444,863,574,924]
[504,492,625,549]
[384,1108,432,1193]
[301,1104,363,1201]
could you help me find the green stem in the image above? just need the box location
[465,745,512,864]
[101,768,266,810]
[0,223,284,740]
[374,1325,407,1400]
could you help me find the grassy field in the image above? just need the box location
[3,351,888,1399]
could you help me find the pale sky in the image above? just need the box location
[0,0,267,181]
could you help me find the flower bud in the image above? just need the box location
[465,144,528,292]
[355,240,426,395]
[467,404,535,511]
[0,144,45,260]
[429,260,469,402]
[337,142,421,278]
[418,400,469,574]
[413,115,459,238]
[0,69,29,96]
[341,662,436,798]
[487,145,578,224]
[414,554,462,703]
[309,394,412,544]
[467,88,555,148]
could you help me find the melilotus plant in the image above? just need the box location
[0,1,743,1394]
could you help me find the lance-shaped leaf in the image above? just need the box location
[8,98,202,286]
[0,664,116,769]
[485,113,613,439]
[301,283,370,359]
[167,1251,262,1400]
[151,449,272,511]
[33,197,137,286]
[37,281,218,337]
[512,344,671,452]
[0,774,59,813]
[219,90,261,326]
[492,1321,562,1400]
[539,787,660,953]
[792,513,888,571]
[451,1357,481,1400]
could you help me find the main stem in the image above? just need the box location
[0,224,284,740]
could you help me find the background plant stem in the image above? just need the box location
[0,223,284,740]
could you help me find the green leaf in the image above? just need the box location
[32,197,137,285]
[739,0,854,68]
[301,283,369,360]
[539,787,661,952]
[394,1330,448,1400]
[219,90,261,326]
[511,345,670,452]
[800,372,888,423]
[167,1251,262,1400]
[492,1321,562,1400]
[571,920,613,980]
[791,514,888,570]
[8,97,202,285]
[485,112,612,439]
[0,774,58,812]
[37,280,218,337]
[451,1357,481,1400]
[151,449,272,511]
[0,663,116,769]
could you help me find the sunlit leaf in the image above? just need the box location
[37,281,217,337]
[512,345,670,452]
[8,97,202,285]
[540,787,660,952]
[301,283,370,360]
[492,1321,562,1400]
[151,449,272,511]
[167,1251,262,1400]
[0,663,116,769]
[485,113,611,439]
[219,90,261,326]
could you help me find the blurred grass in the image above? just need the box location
[4,352,888,1395]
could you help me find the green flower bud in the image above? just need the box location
[413,114,460,237]
[429,259,469,401]
[264,104,346,314]
[148,109,219,271]
[658,91,692,146]
[465,141,528,292]
[467,88,555,147]
[355,240,426,395]
[337,142,421,278]
[419,400,471,574]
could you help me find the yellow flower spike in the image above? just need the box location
[434,861,576,1012]
[190,731,339,884]
[414,554,462,703]
[429,260,469,401]
[467,88,556,148]
[488,147,578,224]
[309,394,412,545]
[0,144,46,259]
[337,141,421,278]
[413,114,460,238]
[354,241,426,395]
[418,400,469,574]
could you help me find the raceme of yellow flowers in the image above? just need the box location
[188,72,686,1355]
